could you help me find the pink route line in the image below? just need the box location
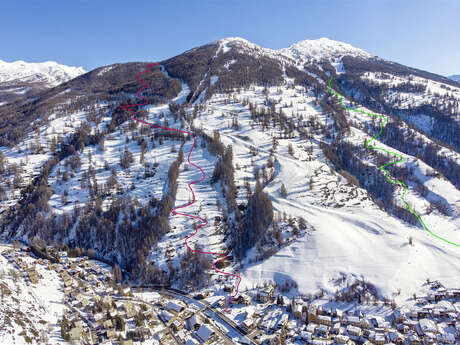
[121,63,241,311]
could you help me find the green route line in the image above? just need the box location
[327,77,459,247]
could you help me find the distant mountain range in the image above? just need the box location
[0,59,85,105]
[449,74,460,83]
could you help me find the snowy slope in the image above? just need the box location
[1,37,459,313]
[0,245,67,344]
[191,83,460,303]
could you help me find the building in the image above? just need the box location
[195,324,215,344]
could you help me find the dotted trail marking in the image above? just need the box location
[121,63,242,310]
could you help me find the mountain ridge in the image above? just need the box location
[0,36,459,307]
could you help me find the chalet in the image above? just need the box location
[317,315,332,325]
[332,323,342,335]
[27,270,39,284]
[126,308,136,319]
[160,310,173,323]
[195,324,215,344]
[300,331,313,342]
[109,308,118,318]
[185,337,200,345]
[346,325,361,337]
[106,329,117,339]
[306,323,318,334]
[370,317,385,329]
[374,333,386,345]
[333,309,344,320]
[416,319,437,336]
[185,314,200,331]
[102,295,113,305]
[103,319,113,329]
[389,331,405,345]
[408,333,421,345]
[316,325,329,338]
[87,274,97,282]
[279,314,289,329]
[132,327,152,341]
[92,313,105,323]
[239,293,252,305]
[293,304,303,319]
[308,305,318,322]
[242,318,255,332]
[69,327,82,341]
[403,320,418,331]
[336,334,350,344]
[437,332,455,344]
[423,332,436,345]
[347,316,361,327]
[393,309,406,323]
[171,319,184,332]
[447,289,460,298]
[167,301,185,313]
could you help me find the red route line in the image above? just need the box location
[121,63,241,311]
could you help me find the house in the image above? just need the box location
[408,333,421,345]
[308,305,318,322]
[106,329,117,339]
[242,318,255,332]
[437,332,455,344]
[167,301,185,313]
[374,333,386,345]
[171,319,183,332]
[293,304,303,319]
[93,313,105,323]
[126,308,136,319]
[346,325,361,337]
[258,284,275,303]
[389,331,405,345]
[344,316,361,327]
[195,324,215,344]
[332,323,342,335]
[185,314,200,331]
[279,314,289,329]
[69,327,82,341]
[423,332,436,345]
[28,270,39,284]
[335,334,350,344]
[416,319,437,336]
[316,325,329,338]
[132,327,152,341]
[393,309,406,323]
[103,319,113,329]
[185,338,199,345]
[306,323,318,334]
[318,315,333,325]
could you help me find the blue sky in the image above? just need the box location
[2,0,459,76]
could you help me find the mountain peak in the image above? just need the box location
[279,37,373,62]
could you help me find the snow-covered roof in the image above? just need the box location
[196,324,214,341]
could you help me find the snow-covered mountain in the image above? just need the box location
[0,37,459,311]
[279,37,373,63]
[0,59,85,105]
